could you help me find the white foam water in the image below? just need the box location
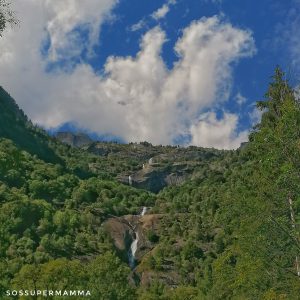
[141,206,147,216]
[128,207,147,268]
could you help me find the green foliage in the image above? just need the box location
[139,68,300,299]
[0,88,62,164]
[11,253,135,300]
[1,68,300,298]
[87,252,136,300]
[209,68,300,299]
[146,230,159,243]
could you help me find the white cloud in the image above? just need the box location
[44,0,119,61]
[235,92,247,106]
[131,1,176,32]
[0,9,255,148]
[152,4,170,20]
[249,106,263,125]
[151,0,176,21]
[190,112,248,149]
[130,19,147,32]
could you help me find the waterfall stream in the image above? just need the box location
[128,207,147,268]
[141,206,147,216]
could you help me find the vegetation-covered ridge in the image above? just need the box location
[1,68,300,299]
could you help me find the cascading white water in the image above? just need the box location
[141,206,147,216]
[128,207,147,268]
[129,232,138,267]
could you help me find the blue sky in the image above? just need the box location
[0,0,299,148]
[96,0,298,129]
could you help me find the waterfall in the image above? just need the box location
[128,232,138,268]
[141,206,147,216]
[128,207,147,268]
[128,175,132,186]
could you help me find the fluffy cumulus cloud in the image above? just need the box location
[44,0,118,61]
[190,112,248,149]
[0,2,256,149]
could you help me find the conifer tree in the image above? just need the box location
[212,68,300,299]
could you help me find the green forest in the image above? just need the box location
[1,66,300,299]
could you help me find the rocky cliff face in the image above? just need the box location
[104,212,188,288]
[104,212,163,265]
[55,132,228,193]
[55,132,92,147]
[104,217,133,255]
[118,163,190,193]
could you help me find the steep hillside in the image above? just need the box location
[0,87,61,163]
[0,86,234,299]
[58,138,229,193]
[1,69,300,300]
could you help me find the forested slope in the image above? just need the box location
[1,69,300,299]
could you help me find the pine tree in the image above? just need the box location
[212,68,300,299]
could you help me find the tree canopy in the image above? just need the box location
[1,67,300,298]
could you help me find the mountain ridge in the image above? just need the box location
[0,86,62,164]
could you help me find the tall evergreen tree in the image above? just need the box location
[212,67,300,299]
